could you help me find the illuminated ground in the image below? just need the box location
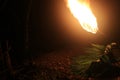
[1,48,120,80]
[33,49,81,80]
[0,49,82,80]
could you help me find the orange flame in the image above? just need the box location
[67,0,98,34]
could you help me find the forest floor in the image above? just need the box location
[0,49,84,80]
[1,48,120,80]
[32,49,83,80]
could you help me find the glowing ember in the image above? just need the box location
[67,0,98,34]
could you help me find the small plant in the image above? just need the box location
[71,44,105,77]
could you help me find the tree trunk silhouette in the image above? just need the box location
[2,40,15,79]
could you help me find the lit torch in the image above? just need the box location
[66,0,98,34]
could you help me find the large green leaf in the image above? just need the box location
[71,44,106,76]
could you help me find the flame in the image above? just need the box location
[67,0,98,34]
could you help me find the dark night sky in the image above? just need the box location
[0,0,120,53]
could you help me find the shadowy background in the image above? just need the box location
[30,0,120,54]
[0,0,120,63]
